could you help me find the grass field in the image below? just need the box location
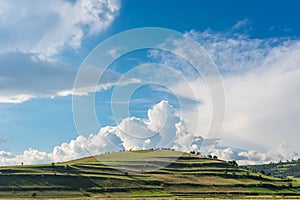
[0,150,299,199]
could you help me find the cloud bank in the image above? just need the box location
[187,28,300,152]
[0,52,139,103]
[212,142,300,165]
[0,100,217,165]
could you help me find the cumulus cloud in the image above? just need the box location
[103,100,217,152]
[0,52,139,103]
[0,0,121,57]
[0,149,51,166]
[0,100,218,165]
[212,142,300,165]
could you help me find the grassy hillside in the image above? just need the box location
[0,150,300,199]
[248,159,300,179]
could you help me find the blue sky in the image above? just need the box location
[0,0,300,165]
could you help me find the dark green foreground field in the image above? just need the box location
[0,150,300,199]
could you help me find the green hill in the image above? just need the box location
[248,159,300,179]
[0,150,300,199]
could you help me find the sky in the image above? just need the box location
[0,0,300,165]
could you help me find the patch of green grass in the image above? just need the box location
[131,189,170,197]
[0,190,87,198]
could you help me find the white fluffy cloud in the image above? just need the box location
[0,149,51,166]
[0,0,121,57]
[0,100,218,165]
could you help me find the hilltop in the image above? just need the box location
[0,150,300,199]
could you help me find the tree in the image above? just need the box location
[228,160,238,166]
[31,192,37,198]
[190,151,195,154]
